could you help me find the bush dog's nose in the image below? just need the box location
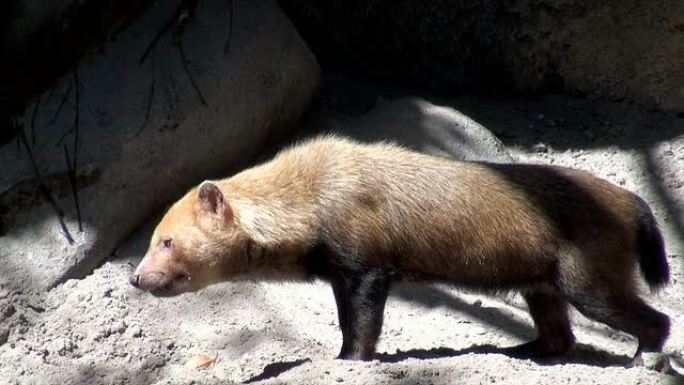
[129,274,140,288]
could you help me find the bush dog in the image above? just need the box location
[130,135,670,362]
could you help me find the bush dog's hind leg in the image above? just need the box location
[330,276,351,358]
[331,270,390,360]
[505,288,576,358]
[564,283,670,359]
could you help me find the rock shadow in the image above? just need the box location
[376,342,632,369]
[391,284,535,341]
[242,358,311,383]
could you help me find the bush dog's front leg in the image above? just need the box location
[332,270,390,360]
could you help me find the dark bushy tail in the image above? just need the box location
[634,195,670,292]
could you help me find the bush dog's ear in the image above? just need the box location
[198,181,232,222]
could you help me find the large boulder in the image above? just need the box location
[328,97,512,163]
[278,0,684,111]
[0,0,320,292]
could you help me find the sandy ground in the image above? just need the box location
[1,91,683,385]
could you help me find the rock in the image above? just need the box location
[45,338,76,356]
[634,352,672,374]
[670,354,684,376]
[0,0,319,292]
[111,321,127,335]
[532,143,549,153]
[0,327,9,346]
[324,97,512,163]
[279,0,684,111]
[129,325,143,338]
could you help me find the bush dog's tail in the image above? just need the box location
[634,195,670,292]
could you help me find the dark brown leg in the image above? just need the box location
[331,270,390,360]
[569,293,669,356]
[505,289,575,357]
[330,276,351,357]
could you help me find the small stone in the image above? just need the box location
[103,288,114,298]
[77,293,92,303]
[111,321,127,334]
[130,325,143,338]
[0,289,10,299]
[94,327,112,341]
[335,377,344,382]
[0,328,10,346]
[532,143,549,153]
[46,337,76,356]
[473,299,483,307]
[670,354,684,375]
[636,352,670,373]
[0,303,15,320]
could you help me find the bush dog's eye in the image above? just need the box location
[160,237,173,249]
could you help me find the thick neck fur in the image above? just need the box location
[214,139,335,279]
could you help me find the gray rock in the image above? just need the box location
[0,0,319,293]
[279,0,684,111]
[326,98,512,163]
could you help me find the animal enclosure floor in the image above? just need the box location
[1,90,682,385]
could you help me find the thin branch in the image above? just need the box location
[139,1,185,64]
[223,0,234,55]
[135,78,156,136]
[56,128,74,148]
[178,40,207,106]
[133,57,156,138]
[31,95,41,145]
[63,145,82,233]
[45,83,58,105]
[171,0,206,106]
[56,73,81,149]
[49,81,73,124]
[72,71,82,231]
[72,71,79,173]
[17,125,75,244]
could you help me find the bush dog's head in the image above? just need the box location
[130,181,244,296]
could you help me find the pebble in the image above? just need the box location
[46,338,76,356]
[130,325,143,338]
[0,303,16,320]
[0,327,9,346]
[532,143,549,153]
[111,320,127,334]
[77,293,92,303]
[103,288,114,298]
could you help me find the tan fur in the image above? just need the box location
[132,135,669,359]
[137,135,649,288]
